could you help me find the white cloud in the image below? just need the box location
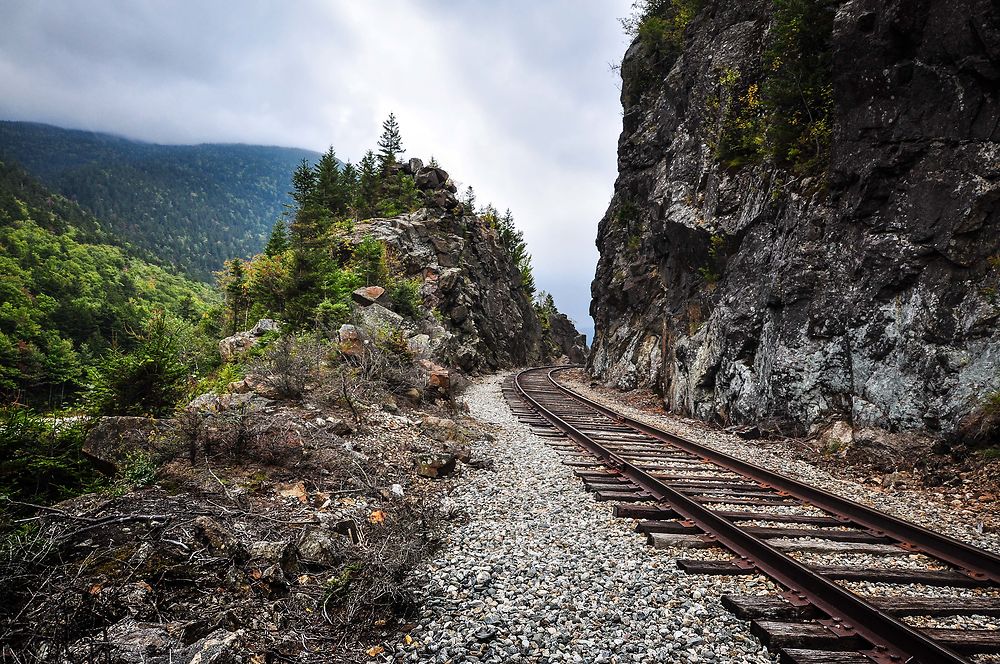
[0,0,634,337]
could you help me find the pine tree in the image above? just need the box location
[356,151,379,218]
[341,162,358,199]
[428,155,440,168]
[290,159,317,207]
[496,209,535,295]
[461,186,476,214]
[377,113,404,168]
[264,218,290,256]
[314,146,348,216]
[222,259,250,334]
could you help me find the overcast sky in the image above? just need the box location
[0,1,634,339]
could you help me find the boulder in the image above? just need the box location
[418,359,450,393]
[250,319,279,336]
[414,166,449,190]
[297,527,341,565]
[401,157,424,175]
[218,319,278,361]
[218,332,256,362]
[414,452,456,478]
[351,285,388,307]
[83,416,175,472]
[420,415,467,442]
[185,391,255,414]
[407,333,432,357]
[358,302,405,333]
[823,421,855,449]
[338,324,367,357]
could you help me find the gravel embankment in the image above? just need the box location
[560,374,1000,555]
[389,373,779,663]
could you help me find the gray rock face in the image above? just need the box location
[354,208,552,372]
[589,0,1000,435]
[83,416,175,472]
[218,318,279,361]
[547,311,589,364]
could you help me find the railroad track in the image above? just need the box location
[504,366,1000,664]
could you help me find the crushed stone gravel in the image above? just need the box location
[382,373,779,663]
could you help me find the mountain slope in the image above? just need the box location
[589,0,1000,437]
[0,121,320,281]
[0,159,217,405]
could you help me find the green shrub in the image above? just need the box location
[636,0,703,60]
[388,277,424,319]
[190,362,245,399]
[710,0,835,176]
[0,408,103,514]
[86,312,191,417]
[111,449,157,494]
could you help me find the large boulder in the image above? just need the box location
[352,285,388,307]
[358,302,405,333]
[83,417,176,472]
[338,324,367,357]
[414,166,449,190]
[218,319,278,361]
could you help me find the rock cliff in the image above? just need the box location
[357,160,580,372]
[590,0,1000,436]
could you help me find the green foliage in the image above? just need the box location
[633,0,703,61]
[264,219,290,256]
[191,362,245,399]
[0,164,216,407]
[388,278,423,319]
[377,113,405,168]
[761,0,836,172]
[353,236,391,286]
[711,0,836,176]
[109,449,157,495]
[490,208,535,296]
[984,391,1000,416]
[697,265,721,284]
[86,312,192,417]
[461,186,476,215]
[0,407,104,511]
[0,121,320,281]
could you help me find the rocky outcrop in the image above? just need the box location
[546,311,589,364]
[354,163,558,373]
[218,319,279,361]
[590,0,1000,436]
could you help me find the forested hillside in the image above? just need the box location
[0,160,218,407]
[0,121,319,280]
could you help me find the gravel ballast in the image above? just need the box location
[387,373,777,663]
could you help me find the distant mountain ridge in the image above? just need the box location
[0,121,320,281]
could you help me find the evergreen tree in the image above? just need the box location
[428,155,440,168]
[341,161,359,216]
[264,218,290,256]
[290,159,317,207]
[356,151,380,218]
[496,209,535,295]
[221,258,250,334]
[377,113,404,168]
[461,186,476,214]
[315,146,350,217]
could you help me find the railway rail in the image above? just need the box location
[505,366,1000,664]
